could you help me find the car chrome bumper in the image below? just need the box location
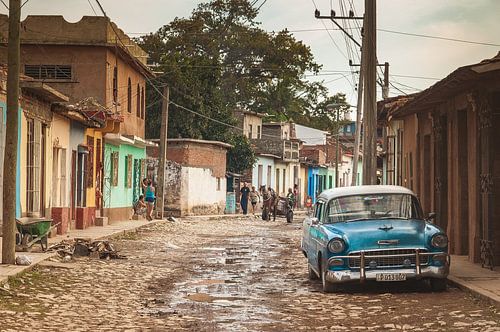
[326,250,450,283]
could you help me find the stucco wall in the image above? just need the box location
[252,156,275,189]
[51,114,71,208]
[105,49,146,138]
[103,142,145,210]
[184,167,226,215]
[164,161,226,217]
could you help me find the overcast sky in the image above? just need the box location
[3,0,499,105]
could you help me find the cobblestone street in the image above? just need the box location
[0,217,499,331]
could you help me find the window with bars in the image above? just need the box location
[386,135,395,185]
[125,154,133,188]
[52,148,67,207]
[24,65,72,80]
[127,78,132,113]
[141,86,145,119]
[26,118,41,215]
[86,136,94,188]
[111,151,119,186]
[113,66,118,103]
[136,84,141,118]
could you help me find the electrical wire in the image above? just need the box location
[379,28,500,47]
[87,0,98,16]
[311,0,349,61]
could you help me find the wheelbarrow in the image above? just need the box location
[15,218,58,252]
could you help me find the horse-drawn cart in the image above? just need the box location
[261,190,293,223]
[275,197,294,223]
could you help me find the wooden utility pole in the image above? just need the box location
[351,54,364,186]
[2,0,21,264]
[362,0,377,185]
[155,86,169,219]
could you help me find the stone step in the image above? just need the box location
[95,216,108,227]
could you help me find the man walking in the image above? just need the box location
[240,182,250,215]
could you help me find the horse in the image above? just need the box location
[261,188,277,221]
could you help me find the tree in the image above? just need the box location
[138,0,325,140]
[298,93,351,134]
[226,135,256,174]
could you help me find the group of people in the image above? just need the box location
[239,182,297,215]
[133,178,156,221]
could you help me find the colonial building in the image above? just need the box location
[148,139,231,217]
[378,52,500,267]
[0,67,102,235]
[0,15,155,224]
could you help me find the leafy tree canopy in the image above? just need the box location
[137,0,350,172]
[138,0,331,140]
[226,135,257,174]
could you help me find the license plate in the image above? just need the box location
[376,273,407,282]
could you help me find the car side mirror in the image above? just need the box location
[427,212,436,223]
[311,217,319,226]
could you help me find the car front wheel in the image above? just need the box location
[430,278,447,292]
[321,262,337,293]
[308,263,319,280]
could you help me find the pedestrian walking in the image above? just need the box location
[240,182,250,215]
[249,186,260,215]
[144,179,155,221]
[293,184,299,209]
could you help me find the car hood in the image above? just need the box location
[323,219,428,251]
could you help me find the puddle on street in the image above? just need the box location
[143,236,282,328]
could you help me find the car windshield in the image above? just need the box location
[326,193,423,223]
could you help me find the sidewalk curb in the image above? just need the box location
[447,275,500,308]
[0,219,164,287]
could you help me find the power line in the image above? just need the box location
[255,0,268,12]
[379,28,500,47]
[87,0,98,16]
[311,0,349,61]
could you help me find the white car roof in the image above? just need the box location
[317,185,416,201]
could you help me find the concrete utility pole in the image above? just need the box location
[382,62,389,99]
[362,0,377,185]
[2,0,21,264]
[155,86,169,219]
[335,108,340,188]
[351,57,364,186]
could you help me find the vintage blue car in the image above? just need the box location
[301,185,450,293]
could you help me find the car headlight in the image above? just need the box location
[328,238,345,253]
[431,233,448,248]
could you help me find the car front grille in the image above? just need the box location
[348,249,429,268]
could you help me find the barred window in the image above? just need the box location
[24,65,72,80]
[111,151,119,186]
[124,154,133,188]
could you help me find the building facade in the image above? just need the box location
[378,53,500,266]
[0,15,155,224]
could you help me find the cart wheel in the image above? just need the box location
[41,236,48,251]
[286,210,293,223]
[21,234,32,252]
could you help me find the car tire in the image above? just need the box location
[308,263,319,280]
[430,278,447,292]
[321,262,337,293]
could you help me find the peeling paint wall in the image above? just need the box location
[163,160,226,217]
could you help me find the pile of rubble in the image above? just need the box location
[48,238,126,260]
